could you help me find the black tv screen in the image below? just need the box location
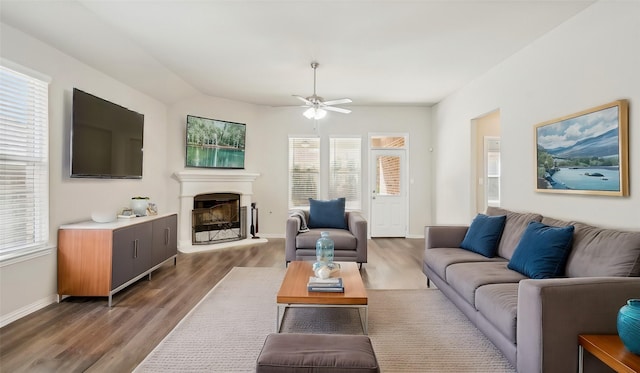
[71,88,144,178]
[186,115,245,169]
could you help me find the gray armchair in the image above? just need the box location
[285,210,367,267]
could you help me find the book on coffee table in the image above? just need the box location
[307,286,344,292]
[308,277,342,285]
[307,277,344,292]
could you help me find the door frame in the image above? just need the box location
[367,133,409,238]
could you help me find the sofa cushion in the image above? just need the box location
[446,261,526,306]
[424,248,506,280]
[296,228,356,250]
[565,222,640,277]
[508,222,575,279]
[486,207,542,260]
[460,214,507,257]
[308,198,347,229]
[475,283,519,344]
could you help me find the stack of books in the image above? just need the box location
[307,276,344,292]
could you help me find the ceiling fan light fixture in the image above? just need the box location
[295,61,351,120]
[303,107,327,120]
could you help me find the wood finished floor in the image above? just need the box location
[0,238,426,372]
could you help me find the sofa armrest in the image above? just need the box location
[517,277,640,373]
[285,215,302,263]
[424,225,468,250]
[347,211,368,263]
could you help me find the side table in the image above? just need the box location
[578,334,640,373]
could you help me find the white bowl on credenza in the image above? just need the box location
[91,211,117,223]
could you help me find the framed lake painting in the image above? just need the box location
[185,115,246,169]
[535,99,629,196]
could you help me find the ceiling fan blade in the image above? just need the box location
[322,98,352,106]
[293,95,312,105]
[324,106,351,114]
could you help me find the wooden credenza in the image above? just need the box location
[57,213,178,306]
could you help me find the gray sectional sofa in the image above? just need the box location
[422,206,640,373]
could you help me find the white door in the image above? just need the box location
[370,149,407,237]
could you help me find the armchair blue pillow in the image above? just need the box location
[460,213,507,257]
[308,198,347,229]
[508,221,575,279]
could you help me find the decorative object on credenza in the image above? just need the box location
[118,208,135,219]
[617,299,640,354]
[534,99,629,196]
[131,196,150,216]
[250,202,259,239]
[185,115,245,169]
[146,202,158,216]
[90,211,116,223]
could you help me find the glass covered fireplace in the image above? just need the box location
[192,193,247,245]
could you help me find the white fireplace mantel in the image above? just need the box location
[174,170,260,184]
[173,170,262,252]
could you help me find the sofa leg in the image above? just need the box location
[358,262,362,270]
[427,277,431,288]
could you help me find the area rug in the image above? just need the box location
[134,267,515,372]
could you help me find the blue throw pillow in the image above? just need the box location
[308,198,347,229]
[460,214,507,257]
[508,221,575,279]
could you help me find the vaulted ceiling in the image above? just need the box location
[1,1,595,106]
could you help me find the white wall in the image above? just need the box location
[167,100,432,237]
[432,1,640,229]
[0,23,170,324]
[0,21,432,323]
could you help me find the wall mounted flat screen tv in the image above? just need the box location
[186,115,246,169]
[71,88,144,179]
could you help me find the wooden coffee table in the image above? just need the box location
[276,261,368,334]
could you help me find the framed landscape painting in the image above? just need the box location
[185,115,246,169]
[535,100,629,196]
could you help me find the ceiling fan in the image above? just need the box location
[293,62,352,120]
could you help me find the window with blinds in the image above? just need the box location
[288,136,362,210]
[0,64,49,259]
[329,137,361,210]
[288,137,320,208]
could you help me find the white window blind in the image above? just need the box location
[0,64,49,258]
[288,137,319,208]
[329,137,361,210]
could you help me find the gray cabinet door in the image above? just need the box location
[112,226,136,289]
[151,214,178,266]
[112,222,153,289]
[132,222,152,277]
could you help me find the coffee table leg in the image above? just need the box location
[358,306,368,335]
[578,345,584,373]
[276,304,287,333]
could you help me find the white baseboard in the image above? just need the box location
[179,238,269,254]
[406,234,425,239]
[257,233,284,239]
[0,295,57,328]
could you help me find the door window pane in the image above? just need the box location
[375,155,401,196]
[371,136,405,148]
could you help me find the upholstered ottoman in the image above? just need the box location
[256,333,380,373]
